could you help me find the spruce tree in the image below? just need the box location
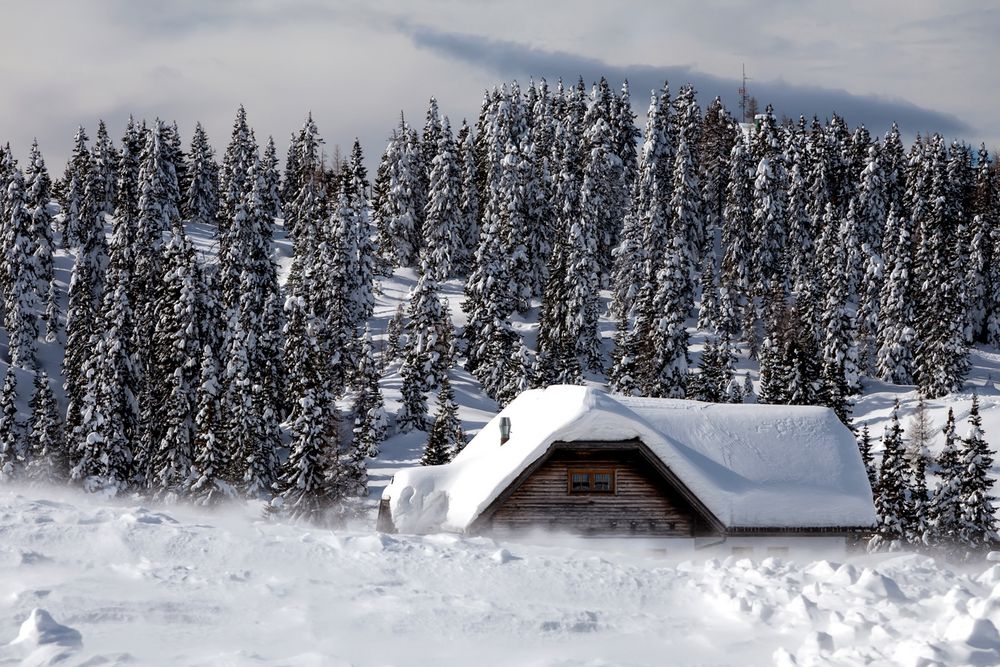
[930,408,963,547]
[958,394,998,553]
[422,117,463,281]
[189,345,229,505]
[183,122,219,224]
[274,294,340,522]
[24,140,58,343]
[857,424,876,490]
[423,373,464,465]
[352,326,387,459]
[4,170,40,368]
[0,368,22,481]
[25,370,66,482]
[869,401,908,552]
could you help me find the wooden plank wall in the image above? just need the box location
[490,449,699,536]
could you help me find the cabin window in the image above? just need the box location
[567,469,616,494]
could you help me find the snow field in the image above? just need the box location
[1,487,1000,666]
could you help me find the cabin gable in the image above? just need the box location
[472,440,722,537]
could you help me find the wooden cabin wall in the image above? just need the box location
[489,449,702,537]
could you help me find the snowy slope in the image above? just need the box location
[1,486,999,666]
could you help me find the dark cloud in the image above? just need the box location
[400,21,971,138]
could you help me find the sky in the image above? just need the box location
[0,0,995,170]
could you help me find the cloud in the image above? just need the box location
[399,21,971,138]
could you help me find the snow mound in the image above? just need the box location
[3,609,82,667]
[385,385,876,534]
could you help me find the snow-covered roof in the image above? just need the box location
[383,386,877,534]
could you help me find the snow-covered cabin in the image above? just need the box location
[379,386,876,553]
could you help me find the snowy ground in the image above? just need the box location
[1,486,1000,666]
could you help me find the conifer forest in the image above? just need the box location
[0,77,996,555]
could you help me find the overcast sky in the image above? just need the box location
[0,0,994,169]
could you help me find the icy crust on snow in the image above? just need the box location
[385,385,876,534]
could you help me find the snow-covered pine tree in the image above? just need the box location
[61,126,90,246]
[750,152,786,298]
[857,423,876,490]
[455,120,480,273]
[283,113,322,238]
[536,114,587,385]
[224,297,274,498]
[698,96,734,252]
[383,303,405,369]
[818,224,860,423]
[758,298,821,407]
[869,401,908,552]
[183,122,219,224]
[0,368,22,481]
[261,136,283,220]
[422,117,463,282]
[689,333,735,403]
[217,105,257,232]
[344,139,377,331]
[24,141,58,343]
[423,371,465,466]
[610,87,670,322]
[4,170,40,368]
[875,207,915,384]
[930,408,962,547]
[580,113,624,286]
[274,293,341,522]
[150,223,201,496]
[188,345,229,505]
[374,120,422,267]
[719,135,754,344]
[25,370,66,483]
[352,325,387,459]
[92,120,118,216]
[957,394,998,553]
[646,233,693,398]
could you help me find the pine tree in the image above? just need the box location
[25,370,66,482]
[869,401,908,552]
[352,326,387,459]
[274,294,340,522]
[375,122,421,267]
[383,303,405,369]
[456,120,480,272]
[857,424,876,490]
[184,122,219,224]
[217,105,257,232]
[260,136,283,220]
[24,141,58,343]
[930,408,963,547]
[4,170,40,368]
[92,120,118,216]
[422,117,463,281]
[0,368,22,481]
[958,394,998,553]
[188,345,229,505]
[719,135,754,343]
[423,373,464,465]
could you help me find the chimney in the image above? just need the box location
[499,417,511,446]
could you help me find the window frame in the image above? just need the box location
[567,468,617,495]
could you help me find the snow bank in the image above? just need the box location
[0,487,997,666]
[1,609,82,667]
[384,385,877,534]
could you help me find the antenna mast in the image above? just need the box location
[738,63,751,122]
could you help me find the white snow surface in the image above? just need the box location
[0,486,998,667]
[385,385,877,535]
